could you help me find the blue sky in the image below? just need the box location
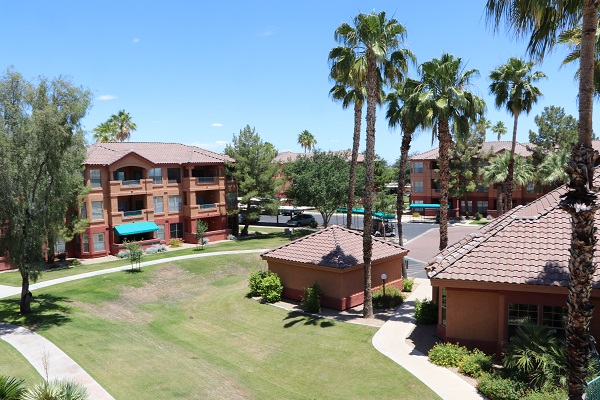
[2,1,593,163]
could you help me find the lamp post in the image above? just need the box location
[381,273,387,297]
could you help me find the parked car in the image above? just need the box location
[286,213,316,227]
[239,213,260,224]
[372,218,395,237]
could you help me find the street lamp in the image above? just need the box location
[381,273,387,297]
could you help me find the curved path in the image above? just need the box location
[0,249,269,398]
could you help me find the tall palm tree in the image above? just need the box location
[109,109,137,142]
[329,46,367,230]
[486,2,598,398]
[557,23,600,96]
[411,53,485,250]
[489,57,546,211]
[334,11,414,318]
[386,79,423,246]
[538,149,571,185]
[297,130,317,153]
[492,120,508,140]
[482,152,534,213]
[92,121,116,143]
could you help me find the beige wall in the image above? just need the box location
[446,289,499,342]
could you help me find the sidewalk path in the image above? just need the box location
[372,278,485,400]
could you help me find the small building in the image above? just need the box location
[261,226,408,310]
[426,182,600,356]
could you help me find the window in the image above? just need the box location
[170,222,183,239]
[90,170,101,188]
[169,195,182,212]
[153,196,164,213]
[80,202,87,219]
[441,288,447,326]
[167,168,181,184]
[526,182,535,193]
[543,306,567,340]
[476,183,489,193]
[413,181,424,193]
[54,238,66,254]
[113,170,125,181]
[431,180,440,193]
[149,168,162,185]
[460,201,473,214]
[412,161,424,174]
[476,201,488,214]
[156,224,165,240]
[508,303,538,338]
[82,234,89,253]
[226,192,237,207]
[93,233,105,252]
[91,201,103,220]
[413,200,424,204]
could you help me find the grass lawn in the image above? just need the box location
[0,339,42,384]
[0,253,440,399]
[0,231,311,287]
[469,220,489,226]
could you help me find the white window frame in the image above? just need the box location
[93,233,105,252]
[412,161,424,174]
[90,169,101,188]
[413,181,424,193]
[169,195,182,212]
[154,196,164,213]
[91,201,103,220]
[149,168,162,185]
[82,234,89,253]
[156,224,165,240]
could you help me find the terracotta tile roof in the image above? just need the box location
[426,174,600,288]
[85,142,234,166]
[411,141,531,160]
[261,226,408,269]
[273,151,364,163]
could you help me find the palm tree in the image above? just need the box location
[492,120,507,140]
[334,11,414,318]
[109,109,137,142]
[485,2,598,398]
[538,149,570,185]
[386,79,424,246]
[329,46,367,230]
[489,57,546,211]
[297,130,317,153]
[411,53,485,250]
[482,152,534,214]
[92,121,116,143]
[557,23,600,96]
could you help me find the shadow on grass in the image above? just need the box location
[283,311,335,328]
[0,293,72,332]
[237,231,313,242]
[124,269,143,274]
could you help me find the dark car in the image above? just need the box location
[372,218,395,237]
[286,213,316,227]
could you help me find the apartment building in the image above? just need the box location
[409,141,544,217]
[66,142,237,259]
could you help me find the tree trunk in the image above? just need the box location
[438,118,451,251]
[505,113,519,211]
[20,272,31,314]
[347,101,363,229]
[564,2,599,399]
[496,183,503,216]
[363,51,377,319]
[396,124,412,246]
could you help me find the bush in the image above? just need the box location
[428,342,469,368]
[57,252,67,262]
[117,250,130,259]
[0,374,25,400]
[301,283,323,313]
[248,269,268,297]
[402,277,414,292]
[373,285,404,309]
[69,259,82,267]
[486,215,493,221]
[309,220,318,229]
[414,298,437,324]
[258,271,283,303]
[169,238,183,247]
[520,387,567,400]
[476,372,527,400]
[458,348,493,377]
[227,234,237,240]
[412,212,421,218]
[474,212,483,221]
[144,247,158,255]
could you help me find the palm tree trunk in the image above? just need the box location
[505,113,519,211]
[563,2,600,399]
[396,123,411,246]
[438,118,451,251]
[363,51,377,319]
[496,183,503,216]
[347,101,363,229]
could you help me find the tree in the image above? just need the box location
[195,220,208,250]
[486,2,599,397]
[334,11,414,318]
[538,149,571,186]
[297,130,317,153]
[224,125,279,236]
[283,151,353,228]
[92,121,116,143]
[557,22,600,96]
[492,120,508,140]
[482,152,534,215]
[109,110,137,142]
[528,105,579,164]
[411,53,485,250]
[0,69,91,314]
[489,57,546,211]
[123,240,143,271]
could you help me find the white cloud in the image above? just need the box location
[97,95,116,101]
[258,28,273,37]
[211,123,223,127]
[191,140,229,151]
[133,38,140,43]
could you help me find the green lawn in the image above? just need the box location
[0,339,42,384]
[0,253,440,399]
[469,220,489,225]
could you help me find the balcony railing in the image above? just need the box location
[123,210,143,217]
[121,179,141,186]
[197,176,215,183]
[199,203,217,210]
[168,179,180,184]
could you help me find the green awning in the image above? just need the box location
[114,222,159,236]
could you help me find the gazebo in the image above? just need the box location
[260,226,409,310]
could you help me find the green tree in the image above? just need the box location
[334,11,414,318]
[411,53,485,250]
[528,105,579,164]
[486,3,599,397]
[538,149,571,186]
[224,125,279,236]
[492,120,508,140]
[109,109,137,142]
[123,240,143,271]
[0,70,91,314]
[92,121,116,143]
[557,22,600,96]
[489,57,546,211]
[297,130,317,153]
[195,220,209,250]
[284,151,352,228]
[482,152,534,215]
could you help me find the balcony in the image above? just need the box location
[109,179,149,196]
[123,210,143,217]
[199,203,217,210]
[122,179,141,186]
[197,177,215,183]
[183,176,225,191]
[183,203,223,218]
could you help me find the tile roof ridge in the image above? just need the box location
[260,226,328,256]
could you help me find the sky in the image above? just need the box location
[1,1,594,163]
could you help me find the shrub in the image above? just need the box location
[227,234,237,240]
[22,378,89,400]
[414,298,437,324]
[428,342,469,368]
[248,269,268,297]
[169,238,183,247]
[520,387,567,400]
[476,372,526,400]
[412,212,421,218]
[373,285,404,309]
[402,277,414,292]
[301,282,323,313]
[69,259,82,267]
[486,215,493,221]
[57,252,67,262]
[144,247,158,255]
[309,220,318,229]
[258,271,283,303]
[458,348,493,377]
[117,250,130,259]
[474,212,483,221]
[154,244,168,252]
[0,374,25,400]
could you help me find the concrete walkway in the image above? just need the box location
[372,278,485,400]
